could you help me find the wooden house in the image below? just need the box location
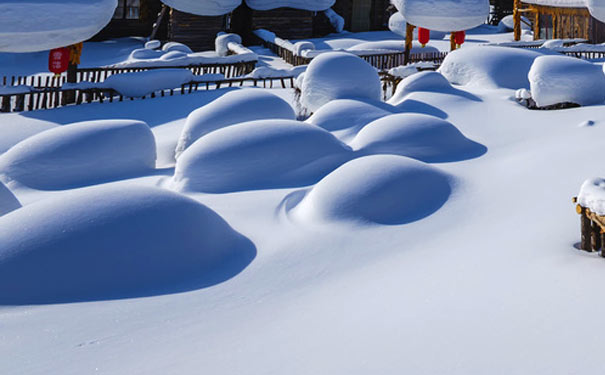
[93,0,393,51]
[514,0,605,42]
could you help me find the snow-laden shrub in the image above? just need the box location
[300,52,381,113]
[528,55,605,107]
[173,119,352,193]
[175,90,296,158]
[162,41,193,54]
[0,120,156,189]
[290,155,452,225]
[391,0,489,32]
[0,185,255,304]
[439,46,550,89]
[350,113,486,162]
[0,181,19,216]
[215,32,242,56]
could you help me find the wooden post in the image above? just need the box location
[592,221,602,251]
[534,10,540,39]
[63,63,77,105]
[513,0,521,41]
[404,23,415,65]
[450,33,456,52]
[580,206,592,251]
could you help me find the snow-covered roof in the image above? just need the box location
[245,0,335,11]
[0,0,117,53]
[523,0,586,8]
[160,0,242,16]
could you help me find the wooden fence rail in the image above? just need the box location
[1,61,257,90]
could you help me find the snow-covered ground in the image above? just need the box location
[3,29,605,375]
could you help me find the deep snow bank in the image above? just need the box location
[306,99,394,137]
[388,71,459,105]
[103,69,194,97]
[290,155,451,225]
[173,119,352,193]
[0,120,156,190]
[175,90,296,157]
[528,55,605,107]
[578,177,605,216]
[0,0,117,52]
[350,113,486,162]
[161,0,241,16]
[0,181,20,217]
[0,185,254,304]
[300,52,381,113]
[439,46,549,89]
[392,0,489,32]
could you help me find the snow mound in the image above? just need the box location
[439,46,549,89]
[578,178,605,216]
[301,52,381,113]
[528,55,605,107]
[216,33,242,56]
[0,0,117,53]
[162,42,194,54]
[103,69,193,97]
[173,119,352,193]
[175,90,296,158]
[0,120,156,190]
[290,155,451,225]
[388,71,456,105]
[245,0,335,11]
[498,15,531,32]
[306,99,394,142]
[0,181,20,217]
[392,0,489,32]
[0,185,255,305]
[350,113,486,162]
[145,40,161,50]
[388,11,447,40]
[160,0,241,16]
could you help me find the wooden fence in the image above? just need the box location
[560,50,605,60]
[1,61,257,90]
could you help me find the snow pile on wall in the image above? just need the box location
[245,0,335,11]
[350,113,486,162]
[0,0,117,53]
[175,90,296,157]
[103,69,193,97]
[172,119,352,193]
[588,0,605,23]
[162,42,194,54]
[578,178,605,216]
[216,33,242,56]
[247,66,306,79]
[161,0,241,16]
[0,120,156,190]
[290,155,451,225]
[439,46,549,89]
[0,182,20,217]
[300,52,381,113]
[293,41,316,55]
[0,185,255,304]
[392,0,489,32]
[145,40,162,50]
[324,8,345,33]
[388,71,456,105]
[306,99,394,142]
[528,55,605,107]
[388,12,447,40]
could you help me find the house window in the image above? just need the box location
[113,0,141,20]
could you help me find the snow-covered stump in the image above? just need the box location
[574,179,605,254]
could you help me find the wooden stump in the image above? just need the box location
[592,220,602,251]
[580,207,592,251]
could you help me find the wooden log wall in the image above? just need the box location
[168,9,226,51]
[250,8,315,41]
[93,0,167,41]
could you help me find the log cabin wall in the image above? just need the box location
[93,0,166,40]
[590,16,605,43]
[250,8,315,40]
[168,9,227,51]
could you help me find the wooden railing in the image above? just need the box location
[560,50,605,60]
[1,61,257,91]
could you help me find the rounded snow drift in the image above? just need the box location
[175,89,296,157]
[0,120,156,190]
[0,185,255,305]
[173,119,352,193]
[388,71,456,105]
[439,46,550,89]
[0,0,117,53]
[528,55,605,107]
[0,181,20,217]
[161,41,193,54]
[301,52,382,113]
[392,0,489,32]
[290,155,452,225]
[350,113,486,162]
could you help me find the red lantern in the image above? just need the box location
[454,31,466,46]
[48,47,70,75]
[418,27,430,47]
